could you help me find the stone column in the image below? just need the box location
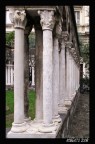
[52,18,62,122]
[72,50,77,96]
[65,42,73,102]
[73,58,76,94]
[70,47,76,98]
[77,61,80,90]
[73,58,76,96]
[75,58,78,91]
[59,34,66,106]
[34,25,43,122]
[9,10,27,132]
[38,10,56,132]
[70,54,74,98]
[24,25,32,122]
[76,64,78,90]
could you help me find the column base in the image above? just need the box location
[24,117,31,122]
[53,114,62,123]
[64,100,72,106]
[33,118,43,123]
[38,122,57,133]
[26,120,43,133]
[58,105,68,113]
[30,119,43,128]
[58,103,64,107]
[10,122,29,133]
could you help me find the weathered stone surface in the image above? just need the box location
[35,29,43,121]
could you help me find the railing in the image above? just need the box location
[6,63,35,87]
[6,64,14,86]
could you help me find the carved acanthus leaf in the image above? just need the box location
[38,10,55,30]
[9,10,27,29]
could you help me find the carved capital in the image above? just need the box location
[61,31,69,42]
[70,47,75,53]
[65,42,73,49]
[74,55,78,62]
[9,10,27,29]
[38,10,55,30]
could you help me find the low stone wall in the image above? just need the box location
[57,90,80,138]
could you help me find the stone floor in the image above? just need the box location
[65,92,89,138]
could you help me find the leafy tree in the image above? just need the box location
[6,31,14,47]
[29,32,35,48]
[80,41,89,67]
[6,31,35,48]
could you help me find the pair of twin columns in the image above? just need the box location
[9,9,77,133]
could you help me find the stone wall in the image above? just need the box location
[57,90,80,138]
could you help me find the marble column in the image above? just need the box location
[69,53,73,99]
[65,42,73,101]
[73,58,76,96]
[69,54,74,99]
[70,47,76,98]
[38,10,56,132]
[74,59,76,93]
[75,59,78,91]
[58,31,69,108]
[9,10,28,132]
[78,63,80,89]
[52,19,62,122]
[24,25,32,122]
[59,36,65,106]
[73,52,77,95]
[35,26,43,122]
[76,65,78,90]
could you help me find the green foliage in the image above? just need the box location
[80,42,89,67]
[6,32,14,47]
[29,32,35,48]
[80,76,89,87]
[6,31,35,48]
[6,90,36,127]
[6,90,14,115]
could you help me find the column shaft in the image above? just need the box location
[24,34,29,119]
[69,53,73,98]
[52,37,59,117]
[66,49,71,99]
[14,29,24,123]
[35,29,43,121]
[59,42,65,106]
[43,30,53,125]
